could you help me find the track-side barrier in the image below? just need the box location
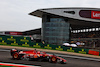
[0,35,99,56]
[88,50,99,56]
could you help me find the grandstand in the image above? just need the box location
[29,7,100,48]
[71,28,100,49]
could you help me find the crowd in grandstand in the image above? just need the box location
[71,31,100,49]
[71,31,100,38]
[70,40,100,48]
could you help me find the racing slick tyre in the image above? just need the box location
[12,53,19,60]
[49,57,57,63]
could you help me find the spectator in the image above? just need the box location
[42,40,45,44]
[76,41,81,46]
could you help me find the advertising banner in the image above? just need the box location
[0,35,31,46]
[88,50,99,56]
[91,11,100,19]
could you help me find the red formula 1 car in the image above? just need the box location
[10,49,67,64]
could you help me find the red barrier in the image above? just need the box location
[88,50,99,56]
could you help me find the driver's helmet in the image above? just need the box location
[34,49,37,53]
[34,49,36,51]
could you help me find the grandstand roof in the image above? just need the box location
[29,7,100,30]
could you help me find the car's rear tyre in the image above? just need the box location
[12,53,19,60]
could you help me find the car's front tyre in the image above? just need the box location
[49,56,57,63]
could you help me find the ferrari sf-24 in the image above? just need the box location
[10,49,67,64]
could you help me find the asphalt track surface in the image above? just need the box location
[0,49,100,67]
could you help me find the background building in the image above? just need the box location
[29,8,100,45]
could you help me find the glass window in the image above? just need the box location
[50,18,64,22]
[43,21,69,45]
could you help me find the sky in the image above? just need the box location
[0,0,100,32]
